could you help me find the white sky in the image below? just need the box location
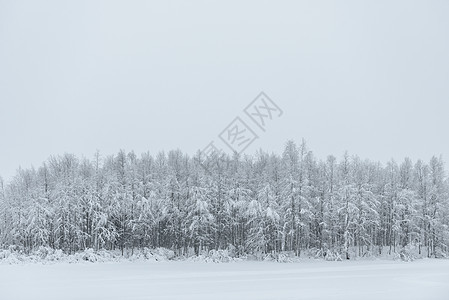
[1,0,448,182]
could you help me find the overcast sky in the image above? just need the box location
[1,0,448,182]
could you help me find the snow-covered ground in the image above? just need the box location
[1,259,448,300]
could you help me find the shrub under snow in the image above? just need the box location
[0,247,176,265]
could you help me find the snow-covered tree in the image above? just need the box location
[0,141,448,258]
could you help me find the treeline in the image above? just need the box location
[0,140,448,258]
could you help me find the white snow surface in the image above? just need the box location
[1,259,448,300]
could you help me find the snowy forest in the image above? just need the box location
[1,140,448,259]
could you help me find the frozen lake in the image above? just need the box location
[1,259,449,300]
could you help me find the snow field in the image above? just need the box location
[1,259,448,300]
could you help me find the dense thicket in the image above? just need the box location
[1,141,448,258]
